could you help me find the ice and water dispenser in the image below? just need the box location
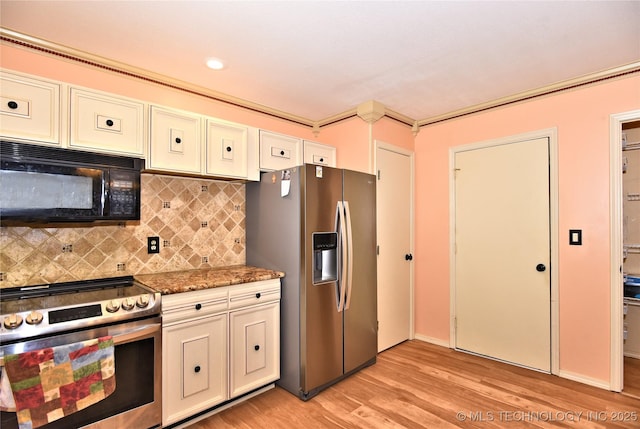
[312,232,338,284]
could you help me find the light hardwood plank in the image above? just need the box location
[625,356,640,400]
[187,341,640,428]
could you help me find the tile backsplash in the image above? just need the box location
[0,174,246,287]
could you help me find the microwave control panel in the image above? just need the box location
[109,170,138,216]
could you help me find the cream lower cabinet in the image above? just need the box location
[161,279,280,426]
[229,301,280,397]
[163,313,228,426]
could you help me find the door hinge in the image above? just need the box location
[376,245,380,255]
[377,170,381,180]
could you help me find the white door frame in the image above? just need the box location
[449,128,559,375]
[374,140,415,341]
[610,109,640,392]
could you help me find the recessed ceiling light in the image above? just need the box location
[206,58,225,70]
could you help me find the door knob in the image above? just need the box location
[536,264,546,272]
[405,254,413,261]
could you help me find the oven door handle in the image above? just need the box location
[111,322,160,346]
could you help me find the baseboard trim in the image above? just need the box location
[413,334,450,348]
[557,370,611,391]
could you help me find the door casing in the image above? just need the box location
[449,128,559,375]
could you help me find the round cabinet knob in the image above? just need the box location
[319,158,324,163]
[136,294,150,308]
[195,303,202,310]
[194,365,201,373]
[255,293,261,299]
[3,314,23,330]
[105,300,121,313]
[405,254,413,261]
[7,101,18,109]
[106,119,114,127]
[226,146,232,152]
[25,311,44,325]
[175,137,182,144]
[254,345,260,351]
[536,264,546,272]
[280,150,285,156]
[122,297,136,311]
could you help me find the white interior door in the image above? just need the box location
[454,137,551,371]
[376,144,413,352]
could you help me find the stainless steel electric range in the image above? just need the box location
[0,276,162,429]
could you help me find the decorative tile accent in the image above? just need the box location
[0,174,246,287]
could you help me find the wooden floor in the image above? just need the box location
[188,341,640,428]
[626,356,640,400]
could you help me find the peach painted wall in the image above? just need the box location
[318,117,371,172]
[414,74,640,385]
[373,116,415,152]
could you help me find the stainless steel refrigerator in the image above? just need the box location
[246,164,377,400]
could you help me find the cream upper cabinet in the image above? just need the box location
[0,71,61,145]
[206,118,250,179]
[149,105,202,174]
[303,140,336,167]
[70,88,145,157]
[259,130,303,171]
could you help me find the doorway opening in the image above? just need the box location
[610,110,640,397]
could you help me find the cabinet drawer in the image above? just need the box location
[162,287,229,324]
[0,72,60,145]
[259,130,302,171]
[229,279,281,310]
[70,88,145,156]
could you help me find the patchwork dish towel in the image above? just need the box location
[1,336,115,429]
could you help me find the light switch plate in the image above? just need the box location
[569,229,582,245]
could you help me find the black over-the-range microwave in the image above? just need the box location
[0,141,144,223]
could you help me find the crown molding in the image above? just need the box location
[2,28,637,132]
[417,61,640,127]
[0,27,317,128]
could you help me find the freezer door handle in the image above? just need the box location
[343,201,354,311]
[336,201,348,312]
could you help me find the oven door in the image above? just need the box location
[0,317,162,429]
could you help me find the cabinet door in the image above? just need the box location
[162,313,228,426]
[206,118,248,178]
[259,130,302,171]
[229,302,280,398]
[70,88,145,156]
[149,105,202,174]
[0,72,60,145]
[303,140,336,167]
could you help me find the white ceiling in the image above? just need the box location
[1,1,639,123]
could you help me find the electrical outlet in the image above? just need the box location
[147,236,160,254]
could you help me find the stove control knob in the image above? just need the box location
[121,298,136,311]
[3,314,23,329]
[105,300,121,313]
[25,311,44,325]
[136,294,151,308]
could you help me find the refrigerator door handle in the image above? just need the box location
[336,201,348,312]
[343,201,354,310]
